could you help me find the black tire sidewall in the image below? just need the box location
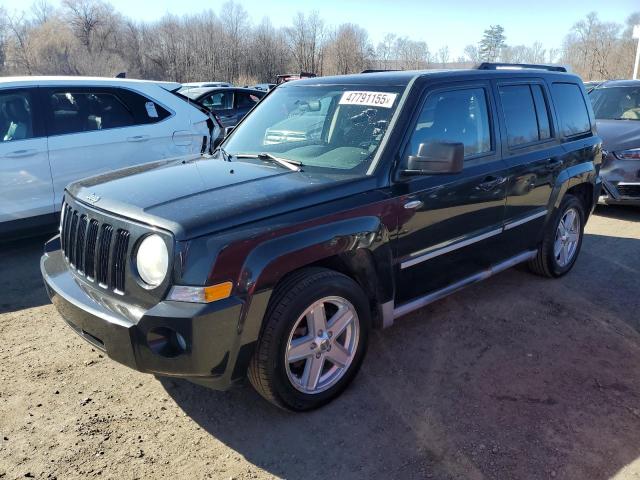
[269,274,370,411]
[546,195,585,276]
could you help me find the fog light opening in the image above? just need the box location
[147,327,188,357]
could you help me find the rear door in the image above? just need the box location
[392,80,509,305]
[0,87,52,226]
[494,79,565,256]
[44,86,174,209]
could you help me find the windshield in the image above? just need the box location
[223,84,404,174]
[590,87,640,120]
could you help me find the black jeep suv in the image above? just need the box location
[41,64,602,411]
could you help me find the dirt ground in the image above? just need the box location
[1,205,639,480]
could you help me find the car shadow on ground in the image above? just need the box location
[593,204,639,221]
[162,231,640,479]
[0,234,52,314]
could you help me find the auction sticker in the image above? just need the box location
[339,91,398,108]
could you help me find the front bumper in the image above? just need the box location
[600,154,640,206]
[41,241,247,390]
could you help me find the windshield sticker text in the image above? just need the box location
[339,91,398,108]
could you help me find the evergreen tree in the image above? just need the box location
[479,25,506,62]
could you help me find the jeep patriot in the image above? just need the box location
[42,64,602,410]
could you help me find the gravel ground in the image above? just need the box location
[1,205,639,480]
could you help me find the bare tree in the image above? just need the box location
[286,11,325,74]
[437,45,449,67]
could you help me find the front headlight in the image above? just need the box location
[614,148,640,160]
[136,234,169,287]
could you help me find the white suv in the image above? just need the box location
[0,76,218,238]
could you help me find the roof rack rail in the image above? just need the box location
[360,69,401,74]
[476,62,567,72]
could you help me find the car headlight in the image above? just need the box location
[614,148,640,160]
[136,234,169,287]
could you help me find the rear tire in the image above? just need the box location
[528,194,585,278]
[248,268,371,411]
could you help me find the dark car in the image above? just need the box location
[250,83,276,92]
[42,64,601,411]
[181,87,265,128]
[583,80,604,93]
[589,80,640,205]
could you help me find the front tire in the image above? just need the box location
[528,194,585,278]
[248,268,370,411]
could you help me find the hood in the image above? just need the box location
[67,156,375,240]
[595,119,640,152]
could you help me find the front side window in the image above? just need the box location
[223,84,404,174]
[551,83,591,136]
[202,91,233,111]
[48,91,135,135]
[590,86,640,121]
[0,91,35,142]
[406,87,491,160]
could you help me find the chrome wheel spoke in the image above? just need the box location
[326,343,350,368]
[328,307,353,338]
[303,355,324,390]
[287,336,315,363]
[567,231,579,243]
[307,304,327,336]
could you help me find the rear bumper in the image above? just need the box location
[41,242,247,390]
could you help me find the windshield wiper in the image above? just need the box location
[214,145,232,162]
[234,152,303,172]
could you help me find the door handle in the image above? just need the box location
[4,149,38,158]
[545,158,563,172]
[404,200,423,209]
[478,176,506,191]
[127,135,150,142]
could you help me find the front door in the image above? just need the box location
[0,87,52,226]
[392,82,508,305]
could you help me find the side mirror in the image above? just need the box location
[224,126,235,137]
[403,142,464,176]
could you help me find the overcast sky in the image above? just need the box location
[3,0,638,57]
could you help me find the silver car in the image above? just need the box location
[590,80,640,206]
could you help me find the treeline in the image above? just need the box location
[0,0,638,84]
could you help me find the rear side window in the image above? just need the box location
[406,87,491,159]
[48,91,135,135]
[0,90,37,142]
[498,85,541,147]
[236,92,261,108]
[47,88,171,136]
[551,83,591,137]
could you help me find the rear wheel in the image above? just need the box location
[248,268,370,411]
[528,194,585,278]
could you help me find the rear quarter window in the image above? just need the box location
[551,83,591,137]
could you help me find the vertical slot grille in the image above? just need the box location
[111,230,130,293]
[84,220,99,279]
[59,200,135,294]
[75,215,88,273]
[96,225,113,287]
[68,212,79,267]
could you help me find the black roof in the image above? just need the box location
[596,79,640,88]
[288,68,579,88]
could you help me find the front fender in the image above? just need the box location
[238,215,394,300]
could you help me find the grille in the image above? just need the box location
[616,184,640,198]
[60,202,131,294]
